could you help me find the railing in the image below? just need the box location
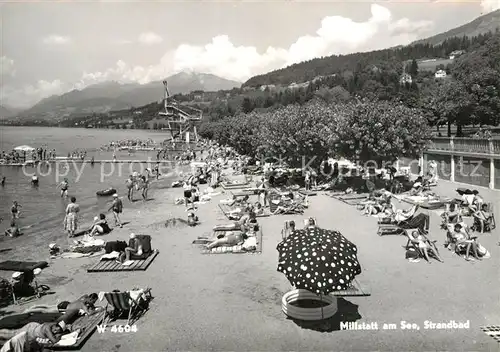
[427,137,499,156]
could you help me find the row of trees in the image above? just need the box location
[199,99,430,168]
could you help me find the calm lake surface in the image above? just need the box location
[0,126,182,253]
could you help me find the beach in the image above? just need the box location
[1,168,499,351]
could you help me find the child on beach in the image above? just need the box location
[11,201,21,219]
[109,194,123,228]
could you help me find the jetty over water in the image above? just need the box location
[0,159,186,167]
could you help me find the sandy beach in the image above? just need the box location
[1,171,499,351]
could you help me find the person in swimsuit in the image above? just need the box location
[11,201,21,219]
[125,175,134,201]
[140,175,149,201]
[5,219,21,237]
[408,230,443,263]
[88,214,112,236]
[109,194,123,227]
[1,176,5,187]
[120,233,142,263]
[213,211,256,232]
[0,322,63,352]
[206,231,248,250]
[183,181,193,208]
[57,178,69,197]
[31,175,39,186]
[64,197,80,237]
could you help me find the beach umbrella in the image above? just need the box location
[277,227,361,295]
[14,145,35,152]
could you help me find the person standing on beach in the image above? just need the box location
[64,197,80,238]
[57,178,69,197]
[183,180,193,208]
[11,201,21,219]
[140,175,149,201]
[125,175,134,201]
[109,194,123,228]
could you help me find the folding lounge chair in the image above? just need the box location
[405,234,440,260]
[104,288,152,325]
[471,203,496,232]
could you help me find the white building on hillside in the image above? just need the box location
[435,70,447,79]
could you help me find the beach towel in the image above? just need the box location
[101,251,120,260]
[53,331,80,347]
[0,261,48,272]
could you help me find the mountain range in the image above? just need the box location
[16,72,241,120]
[411,9,500,45]
[10,9,500,120]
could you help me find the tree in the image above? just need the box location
[408,59,419,76]
[241,97,254,113]
[332,99,431,165]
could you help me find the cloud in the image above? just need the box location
[1,80,66,109]
[138,32,163,45]
[42,35,71,45]
[6,4,436,108]
[0,56,16,76]
[480,0,500,12]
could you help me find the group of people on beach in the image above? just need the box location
[1,146,57,164]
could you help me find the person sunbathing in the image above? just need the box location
[384,204,429,233]
[119,233,142,263]
[407,230,443,263]
[88,214,111,236]
[441,203,461,227]
[448,223,482,261]
[252,202,264,215]
[206,231,248,249]
[473,204,492,233]
[61,293,101,316]
[214,211,256,232]
[0,322,63,351]
[187,212,199,227]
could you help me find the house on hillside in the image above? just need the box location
[259,84,276,91]
[449,50,465,60]
[435,70,447,79]
[399,73,412,85]
[288,82,309,90]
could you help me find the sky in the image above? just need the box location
[1,0,499,109]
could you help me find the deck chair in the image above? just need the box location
[104,288,152,325]
[471,203,496,233]
[405,232,440,260]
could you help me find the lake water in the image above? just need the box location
[0,126,185,254]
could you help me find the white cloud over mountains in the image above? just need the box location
[3,4,434,108]
[480,0,500,12]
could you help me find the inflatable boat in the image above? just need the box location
[96,188,116,196]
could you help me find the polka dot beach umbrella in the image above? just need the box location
[277,227,362,295]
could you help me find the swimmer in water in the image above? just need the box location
[1,176,5,186]
[57,178,69,197]
[5,219,21,237]
[31,174,39,186]
[11,201,21,219]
